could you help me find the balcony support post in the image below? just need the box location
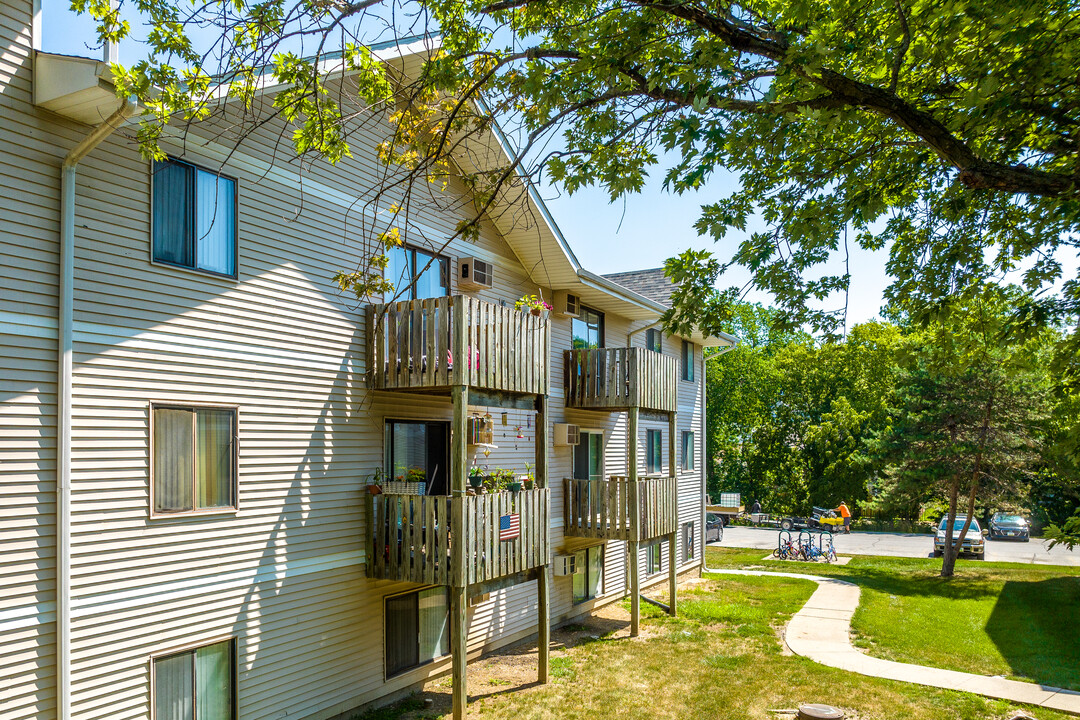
[451,384,469,720]
[538,566,550,683]
[668,411,678,616]
[628,406,640,637]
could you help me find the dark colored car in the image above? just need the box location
[989,513,1030,541]
[706,512,724,543]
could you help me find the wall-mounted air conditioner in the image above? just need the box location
[458,257,494,291]
[553,554,577,576]
[553,423,580,446]
[552,290,580,318]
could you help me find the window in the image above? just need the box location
[573,431,603,482]
[384,245,450,301]
[152,159,237,278]
[573,545,604,604]
[682,522,695,562]
[152,639,235,720]
[571,306,604,349]
[646,429,662,475]
[645,328,662,353]
[152,405,237,516]
[646,541,663,575]
[385,421,449,495]
[385,587,450,677]
[681,340,695,382]
[681,431,695,472]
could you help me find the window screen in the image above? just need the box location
[681,340,695,381]
[681,431,695,471]
[573,545,603,604]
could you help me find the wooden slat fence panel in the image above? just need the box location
[367,489,550,587]
[564,348,677,413]
[562,476,678,542]
[368,296,548,394]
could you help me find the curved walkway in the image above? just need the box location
[706,568,1080,715]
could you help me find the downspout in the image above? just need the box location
[58,98,133,720]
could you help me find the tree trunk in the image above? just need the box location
[940,477,960,577]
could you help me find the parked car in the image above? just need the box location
[933,515,985,559]
[988,512,1030,541]
[706,512,724,543]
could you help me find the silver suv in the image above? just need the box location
[933,515,985,560]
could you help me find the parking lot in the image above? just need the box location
[712,526,1080,566]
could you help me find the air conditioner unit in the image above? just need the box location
[458,257,494,291]
[552,290,580,318]
[553,423,580,446]
[553,554,577,576]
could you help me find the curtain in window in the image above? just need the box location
[384,246,411,302]
[417,588,449,662]
[196,409,234,509]
[588,546,603,598]
[413,251,448,299]
[386,593,420,675]
[195,641,233,720]
[572,550,587,603]
[154,408,194,513]
[154,652,194,720]
[153,161,192,267]
[195,170,236,276]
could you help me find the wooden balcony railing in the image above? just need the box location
[564,347,677,413]
[366,489,550,587]
[563,476,678,542]
[367,296,549,395]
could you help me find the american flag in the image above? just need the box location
[499,514,520,541]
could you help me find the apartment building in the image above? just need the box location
[0,4,737,719]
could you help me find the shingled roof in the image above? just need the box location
[601,268,677,308]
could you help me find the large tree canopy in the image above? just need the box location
[80,0,1080,338]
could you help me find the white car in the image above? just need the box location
[933,515,985,560]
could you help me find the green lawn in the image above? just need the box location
[706,546,1080,691]
[360,573,1074,720]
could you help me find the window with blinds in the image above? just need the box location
[152,639,235,720]
[152,159,238,278]
[385,587,449,677]
[152,405,238,516]
[572,545,603,604]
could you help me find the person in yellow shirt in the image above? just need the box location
[835,502,852,534]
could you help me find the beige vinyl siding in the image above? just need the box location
[1,0,63,717]
[2,17,708,717]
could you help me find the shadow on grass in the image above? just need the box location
[986,578,1080,691]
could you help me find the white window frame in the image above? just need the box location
[149,402,240,519]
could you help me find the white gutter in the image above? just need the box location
[57,98,133,720]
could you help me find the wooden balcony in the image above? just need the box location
[563,476,678,542]
[564,347,677,413]
[366,489,550,587]
[367,296,549,396]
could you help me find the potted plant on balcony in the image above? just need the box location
[514,294,552,317]
[521,462,535,490]
[366,467,385,495]
[468,465,486,491]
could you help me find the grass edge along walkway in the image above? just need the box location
[705,568,1080,716]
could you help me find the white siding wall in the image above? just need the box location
[0,10,710,717]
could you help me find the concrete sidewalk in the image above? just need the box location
[707,568,1080,715]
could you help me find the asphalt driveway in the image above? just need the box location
[712,526,1080,566]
